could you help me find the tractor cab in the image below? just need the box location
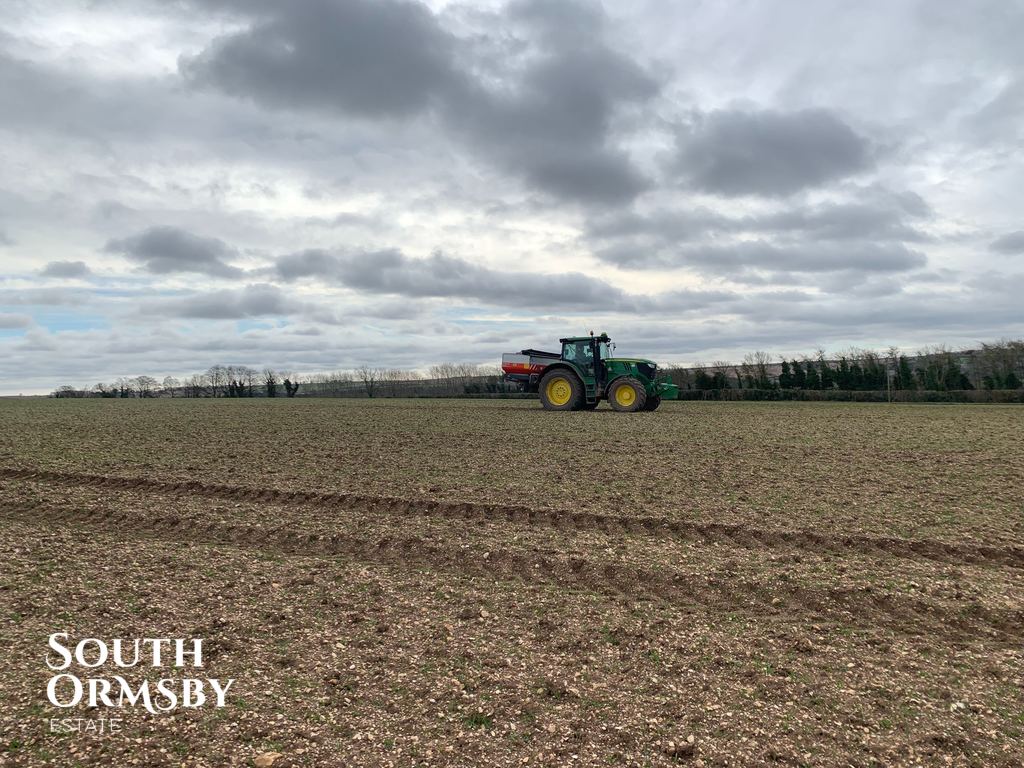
[559,333,610,382]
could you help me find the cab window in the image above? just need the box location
[563,341,594,372]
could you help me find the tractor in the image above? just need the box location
[501,332,679,411]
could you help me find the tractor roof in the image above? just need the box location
[559,332,610,343]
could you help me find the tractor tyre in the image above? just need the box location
[539,369,584,411]
[643,395,662,412]
[608,377,647,412]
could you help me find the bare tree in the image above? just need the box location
[242,366,258,396]
[263,368,279,398]
[53,385,86,398]
[886,346,900,371]
[222,365,257,397]
[708,360,732,388]
[976,339,1024,389]
[429,363,462,395]
[278,371,300,397]
[741,351,773,389]
[380,368,406,397]
[318,370,354,396]
[135,375,159,397]
[162,376,180,397]
[356,365,380,398]
[206,365,228,397]
[185,373,207,398]
[115,376,134,398]
[221,365,244,397]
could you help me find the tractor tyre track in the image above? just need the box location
[1,497,1020,645]
[2,466,1022,570]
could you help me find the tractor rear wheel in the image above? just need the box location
[643,395,662,411]
[608,377,647,412]
[539,370,584,411]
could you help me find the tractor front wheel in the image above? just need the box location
[539,370,584,411]
[608,377,647,412]
[643,395,662,412]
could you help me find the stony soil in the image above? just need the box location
[0,398,1021,767]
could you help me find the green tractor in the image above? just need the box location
[501,332,679,411]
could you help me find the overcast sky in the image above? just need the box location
[1,0,1022,394]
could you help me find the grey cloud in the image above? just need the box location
[820,276,906,298]
[646,288,736,312]
[474,331,512,344]
[283,326,324,336]
[692,243,925,276]
[359,299,427,320]
[274,249,340,281]
[0,229,11,246]
[14,327,59,352]
[181,0,656,204]
[0,47,373,183]
[506,0,605,41]
[274,248,740,315]
[0,313,31,329]
[587,187,931,285]
[681,241,926,274]
[676,109,872,196]
[275,248,635,310]
[588,195,930,246]
[94,200,137,221]
[308,297,429,325]
[104,225,244,277]
[598,239,926,276]
[159,283,297,319]
[965,78,1024,143]
[587,207,733,246]
[989,230,1024,254]
[453,62,653,204]
[0,288,88,306]
[450,4,658,205]
[40,260,93,278]
[760,285,1024,333]
[749,200,929,242]
[0,50,199,143]
[304,211,379,229]
[181,0,458,119]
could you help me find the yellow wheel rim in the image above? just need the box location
[614,384,636,407]
[545,376,572,406]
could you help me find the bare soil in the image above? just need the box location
[1,398,1021,766]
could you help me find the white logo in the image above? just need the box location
[45,633,235,718]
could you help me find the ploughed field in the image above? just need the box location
[1,398,1022,767]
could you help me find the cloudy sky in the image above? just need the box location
[1,0,1022,394]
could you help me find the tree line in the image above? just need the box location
[57,365,303,399]
[53,363,508,399]
[51,339,1024,399]
[667,340,1023,393]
